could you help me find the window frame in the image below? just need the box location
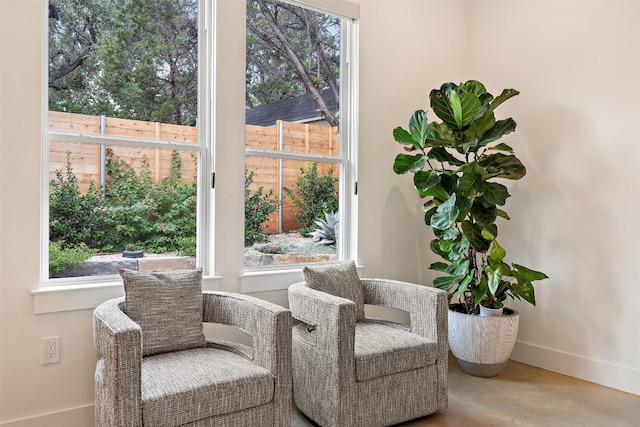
[41,0,213,287]
[243,0,359,271]
[33,0,359,312]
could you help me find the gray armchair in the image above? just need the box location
[288,278,448,427]
[93,291,292,427]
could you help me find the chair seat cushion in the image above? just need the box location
[141,347,274,426]
[354,321,437,382]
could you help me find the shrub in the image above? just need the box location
[284,162,338,236]
[245,169,278,247]
[49,241,94,274]
[49,152,102,249]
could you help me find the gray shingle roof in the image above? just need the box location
[245,88,338,126]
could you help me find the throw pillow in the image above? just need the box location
[303,260,365,320]
[120,268,206,356]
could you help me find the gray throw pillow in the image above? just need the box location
[120,268,206,357]
[303,260,365,320]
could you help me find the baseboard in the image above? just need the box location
[511,341,640,396]
[1,404,93,427]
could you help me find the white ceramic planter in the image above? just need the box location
[448,307,519,377]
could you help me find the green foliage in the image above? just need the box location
[49,150,197,274]
[310,211,339,246]
[284,162,339,236]
[93,150,197,255]
[49,152,102,249]
[245,169,279,247]
[393,80,547,314]
[49,241,94,275]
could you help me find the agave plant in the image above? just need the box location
[310,211,339,246]
[392,80,547,314]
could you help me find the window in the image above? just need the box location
[45,0,210,282]
[41,0,356,294]
[244,0,358,269]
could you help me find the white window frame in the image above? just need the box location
[243,0,359,273]
[33,0,359,312]
[40,0,214,288]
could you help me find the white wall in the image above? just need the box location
[2,0,640,425]
[466,0,640,395]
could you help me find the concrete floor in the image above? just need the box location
[292,355,640,426]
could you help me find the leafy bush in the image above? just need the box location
[49,241,94,274]
[284,162,338,236]
[245,169,279,247]
[92,150,197,255]
[49,152,102,249]
[49,149,197,269]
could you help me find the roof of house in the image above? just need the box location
[245,87,339,126]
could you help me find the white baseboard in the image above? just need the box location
[1,404,93,427]
[511,341,640,396]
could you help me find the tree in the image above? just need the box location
[246,0,341,126]
[48,0,198,125]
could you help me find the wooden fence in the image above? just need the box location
[49,111,339,233]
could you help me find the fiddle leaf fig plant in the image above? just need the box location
[393,80,547,314]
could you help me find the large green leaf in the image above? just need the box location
[430,87,458,129]
[446,258,470,276]
[458,92,483,127]
[460,80,487,97]
[393,153,426,175]
[489,88,520,111]
[470,203,497,226]
[449,90,463,128]
[479,153,526,180]
[465,110,496,143]
[428,147,465,166]
[461,220,491,252]
[512,264,549,282]
[431,193,459,230]
[430,238,449,259]
[482,182,510,206]
[433,274,464,291]
[393,126,418,150]
[426,122,456,147]
[450,233,470,259]
[458,162,487,198]
[510,281,536,305]
[488,240,506,264]
[408,110,429,150]
[488,142,514,153]
[481,223,498,240]
[430,261,449,272]
[413,170,439,195]
[478,118,517,147]
[456,195,474,221]
[484,265,503,295]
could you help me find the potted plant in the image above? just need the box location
[392,80,547,377]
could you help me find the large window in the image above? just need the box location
[45,0,210,282]
[244,0,357,269]
[42,0,357,289]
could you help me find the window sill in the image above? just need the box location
[32,265,358,314]
[32,275,223,314]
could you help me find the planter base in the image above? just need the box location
[455,359,509,378]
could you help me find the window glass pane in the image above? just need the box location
[48,141,198,279]
[47,0,200,281]
[245,157,339,267]
[245,0,345,268]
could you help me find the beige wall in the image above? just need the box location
[2,0,640,424]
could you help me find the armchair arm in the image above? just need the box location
[93,297,142,427]
[361,279,448,357]
[288,282,357,423]
[202,291,292,427]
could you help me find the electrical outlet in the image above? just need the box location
[42,336,61,364]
